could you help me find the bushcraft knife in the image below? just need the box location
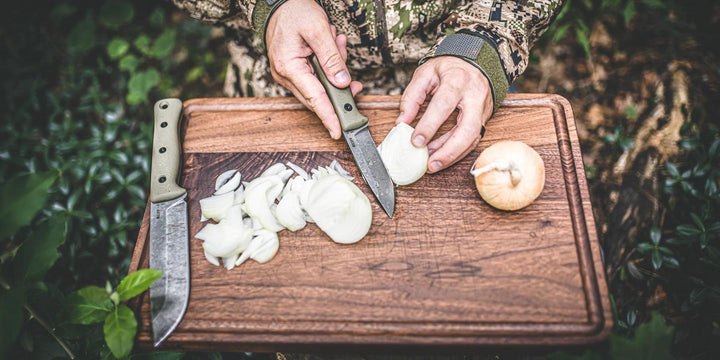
[148,98,190,347]
[310,56,395,217]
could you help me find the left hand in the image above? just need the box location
[396,56,493,173]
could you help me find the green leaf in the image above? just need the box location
[134,35,152,55]
[650,226,661,245]
[67,17,96,53]
[0,171,57,241]
[99,0,134,29]
[665,162,679,177]
[127,69,160,105]
[623,0,636,26]
[651,250,663,270]
[185,66,204,83]
[66,286,113,324]
[642,0,667,9]
[117,269,162,301]
[609,312,674,360]
[107,38,130,60]
[150,29,176,58]
[12,214,67,282]
[104,305,137,359]
[636,242,655,253]
[0,286,26,358]
[119,54,141,73]
[677,224,702,236]
[690,213,705,232]
[149,8,165,28]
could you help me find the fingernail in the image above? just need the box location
[334,71,350,85]
[429,161,442,172]
[412,135,426,147]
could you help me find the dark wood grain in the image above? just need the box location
[129,94,611,351]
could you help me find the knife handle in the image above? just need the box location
[310,55,368,132]
[150,98,187,203]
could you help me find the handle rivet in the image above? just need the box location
[161,122,168,128]
[344,103,353,111]
[159,147,166,153]
[159,176,167,183]
[160,102,169,109]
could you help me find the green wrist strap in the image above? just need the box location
[252,0,290,51]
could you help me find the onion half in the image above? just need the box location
[378,123,428,185]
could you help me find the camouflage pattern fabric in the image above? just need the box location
[173,0,564,98]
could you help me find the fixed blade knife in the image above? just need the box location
[148,98,190,347]
[310,55,395,217]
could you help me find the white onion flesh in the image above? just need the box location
[276,191,306,231]
[199,191,234,222]
[236,229,280,266]
[244,175,285,232]
[214,170,241,195]
[303,173,372,244]
[330,160,354,181]
[286,161,309,180]
[378,123,428,185]
[261,163,286,177]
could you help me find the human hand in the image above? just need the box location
[396,56,493,173]
[266,0,363,139]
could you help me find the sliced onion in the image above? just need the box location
[261,163,286,177]
[378,122,428,185]
[214,170,241,195]
[276,191,306,231]
[233,186,245,205]
[236,229,280,266]
[330,160,354,181]
[244,175,285,232]
[196,215,253,259]
[286,161,309,180]
[199,191,234,222]
[204,249,220,266]
[302,173,372,244]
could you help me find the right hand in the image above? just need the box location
[266,0,363,139]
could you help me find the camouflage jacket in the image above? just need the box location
[173,0,564,108]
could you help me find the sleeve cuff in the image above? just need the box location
[251,0,290,50]
[420,32,510,111]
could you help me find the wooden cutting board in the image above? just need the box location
[129,94,611,351]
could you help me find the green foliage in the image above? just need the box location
[117,268,162,301]
[0,171,57,241]
[103,305,137,359]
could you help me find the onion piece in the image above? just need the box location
[286,161,309,180]
[261,163,286,177]
[378,123,428,185]
[236,229,280,266]
[244,175,285,232]
[233,186,245,205]
[199,191,234,222]
[204,249,220,266]
[214,170,241,195]
[276,191,306,231]
[303,173,372,244]
[330,160,354,181]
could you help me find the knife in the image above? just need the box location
[310,55,395,217]
[148,98,190,347]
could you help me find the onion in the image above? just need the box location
[303,173,372,244]
[214,170,241,195]
[236,229,280,266]
[286,161,309,180]
[330,160,354,181]
[276,191,306,231]
[199,191,234,222]
[470,141,545,211]
[244,175,285,232]
[378,123,428,185]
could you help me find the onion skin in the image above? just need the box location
[472,141,545,211]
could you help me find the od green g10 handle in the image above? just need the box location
[150,98,186,203]
[310,55,368,132]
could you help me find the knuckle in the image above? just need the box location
[321,51,344,70]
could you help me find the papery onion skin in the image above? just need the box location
[472,141,545,211]
[378,123,429,186]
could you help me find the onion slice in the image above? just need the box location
[378,123,428,185]
[303,173,372,244]
[214,170,241,195]
[199,191,234,222]
[244,175,285,232]
[236,229,280,266]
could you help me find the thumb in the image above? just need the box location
[304,28,351,88]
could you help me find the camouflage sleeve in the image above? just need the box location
[171,0,288,47]
[421,0,565,110]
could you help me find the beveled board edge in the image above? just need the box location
[129,94,612,350]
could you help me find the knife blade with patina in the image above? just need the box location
[148,98,190,347]
[310,56,395,217]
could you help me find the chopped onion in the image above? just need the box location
[199,191,234,222]
[276,191,306,231]
[378,123,428,185]
[244,175,285,232]
[233,186,245,205]
[214,170,241,195]
[286,161,309,180]
[204,248,220,266]
[261,163,286,177]
[236,229,280,266]
[330,160,354,181]
[303,173,372,244]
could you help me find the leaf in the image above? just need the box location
[609,312,674,360]
[0,286,26,358]
[117,269,162,301]
[150,29,176,58]
[119,54,140,72]
[107,38,130,59]
[690,213,705,232]
[67,17,95,53]
[134,35,152,55]
[677,224,702,236]
[642,0,667,9]
[665,162,679,177]
[127,68,160,105]
[651,250,663,270]
[66,286,113,324]
[12,214,67,282]
[99,0,134,29]
[650,226,661,245]
[623,0,636,26]
[104,305,137,359]
[636,242,655,254]
[0,171,57,241]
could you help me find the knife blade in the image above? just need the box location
[310,55,395,217]
[148,98,190,347]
